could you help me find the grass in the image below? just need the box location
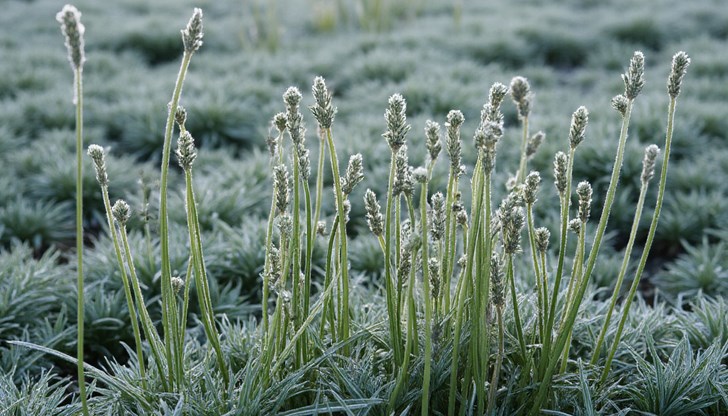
[1,0,727,414]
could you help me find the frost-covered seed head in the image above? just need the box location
[576,181,592,223]
[364,189,383,236]
[524,171,541,205]
[310,76,337,129]
[446,110,464,173]
[535,227,550,253]
[430,192,446,240]
[510,76,531,118]
[273,164,290,215]
[554,151,569,195]
[489,82,509,109]
[413,166,428,183]
[623,51,645,100]
[425,120,442,162]
[526,131,545,158]
[176,131,197,170]
[316,221,327,236]
[500,194,525,255]
[641,144,660,184]
[393,146,414,196]
[568,218,581,234]
[277,214,292,239]
[267,245,282,289]
[87,144,108,186]
[611,95,629,117]
[175,106,187,129]
[181,8,204,53]
[283,87,306,146]
[383,94,410,151]
[429,257,441,299]
[112,199,131,225]
[569,106,589,149]
[341,153,364,195]
[273,112,287,134]
[57,5,85,70]
[297,143,311,181]
[171,277,185,294]
[490,254,505,308]
[668,51,690,98]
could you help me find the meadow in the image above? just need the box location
[1,0,727,414]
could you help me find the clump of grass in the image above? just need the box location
[13,6,699,415]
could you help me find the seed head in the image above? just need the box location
[622,51,645,100]
[316,221,327,236]
[341,153,364,196]
[87,144,108,186]
[576,181,592,223]
[489,82,509,110]
[176,131,197,170]
[526,131,545,158]
[568,218,582,234]
[569,106,589,149]
[641,144,660,184]
[267,245,282,289]
[297,143,311,181]
[112,199,131,225]
[398,242,413,286]
[428,257,441,299]
[500,193,525,255]
[310,76,337,129]
[553,151,569,195]
[171,277,185,294]
[413,166,428,184]
[425,120,442,163]
[283,87,306,146]
[446,110,464,174]
[364,189,383,236]
[393,146,414,196]
[535,227,550,253]
[430,192,446,241]
[524,171,541,205]
[611,94,629,117]
[56,5,85,71]
[181,8,204,53]
[273,112,287,134]
[277,214,292,239]
[175,106,187,129]
[668,51,690,98]
[490,254,505,308]
[510,76,532,118]
[273,164,290,215]
[383,94,410,151]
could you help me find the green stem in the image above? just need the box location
[507,255,527,359]
[516,115,530,184]
[119,222,168,391]
[159,51,193,388]
[74,67,89,416]
[325,127,351,354]
[486,306,504,415]
[383,150,403,366]
[420,180,433,416]
[591,182,648,366]
[600,97,676,384]
[184,169,229,384]
[530,101,634,414]
[99,187,147,389]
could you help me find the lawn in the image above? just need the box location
[1,0,727,414]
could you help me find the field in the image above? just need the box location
[1,0,727,414]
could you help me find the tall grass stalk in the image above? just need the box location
[529,52,644,414]
[57,5,88,414]
[157,8,203,388]
[599,52,690,383]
